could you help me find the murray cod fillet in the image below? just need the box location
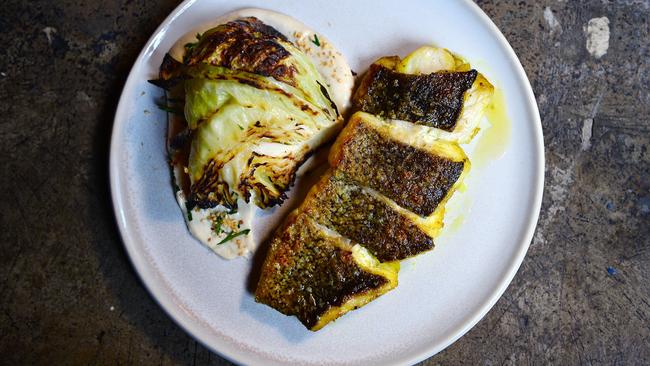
[256,47,494,330]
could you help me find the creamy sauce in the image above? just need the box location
[469,87,511,168]
[177,191,255,258]
[168,9,354,259]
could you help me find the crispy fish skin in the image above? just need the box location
[353,63,477,131]
[330,112,466,217]
[255,112,467,330]
[255,47,489,330]
[255,113,468,329]
[255,212,397,330]
[301,172,434,262]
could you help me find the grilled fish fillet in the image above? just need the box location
[354,53,493,144]
[330,112,468,218]
[353,63,477,131]
[256,112,469,329]
[256,47,492,330]
[255,212,399,331]
[301,171,434,262]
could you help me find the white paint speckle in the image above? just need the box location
[549,165,574,206]
[43,27,57,45]
[110,306,115,311]
[0,72,6,77]
[534,162,575,246]
[585,17,610,59]
[581,89,604,152]
[544,7,561,33]
[581,118,593,151]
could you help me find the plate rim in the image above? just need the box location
[109,0,545,364]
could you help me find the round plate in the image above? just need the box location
[109,0,544,365]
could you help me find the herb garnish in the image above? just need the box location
[208,210,249,245]
[212,213,224,235]
[156,102,183,115]
[311,34,320,47]
[185,201,193,221]
[183,33,202,63]
[217,229,251,245]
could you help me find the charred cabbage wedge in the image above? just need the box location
[152,17,341,209]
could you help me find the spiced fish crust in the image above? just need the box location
[354,63,477,131]
[256,112,468,330]
[301,172,434,262]
[255,212,398,331]
[330,112,466,217]
[256,46,492,330]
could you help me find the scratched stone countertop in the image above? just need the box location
[0,0,648,365]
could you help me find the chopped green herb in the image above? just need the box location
[237,124,244,130]
[217,229,251,245]
[185,201,193,221]
[212,213,224,235]
[311,34,320,47]
[156,102,183,115]
[183,44,197,63]
[184,34,202,49]
[183,42,198,61]
[183,33,203,63]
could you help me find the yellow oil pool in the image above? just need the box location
[471,87,511,167]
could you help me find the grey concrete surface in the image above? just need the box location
[0,0,648,365]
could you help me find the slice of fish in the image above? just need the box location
[353,63,477,131]
[256,112,468,330]
[353,51,494,144]
[255,212,398,331]
[301,171,434,262]
[256,47,492,330]
[330,112,468,217]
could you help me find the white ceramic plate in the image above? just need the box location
[110,0,544,365]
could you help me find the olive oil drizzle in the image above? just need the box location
[443,87,510,236]
[471,87,511,167]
